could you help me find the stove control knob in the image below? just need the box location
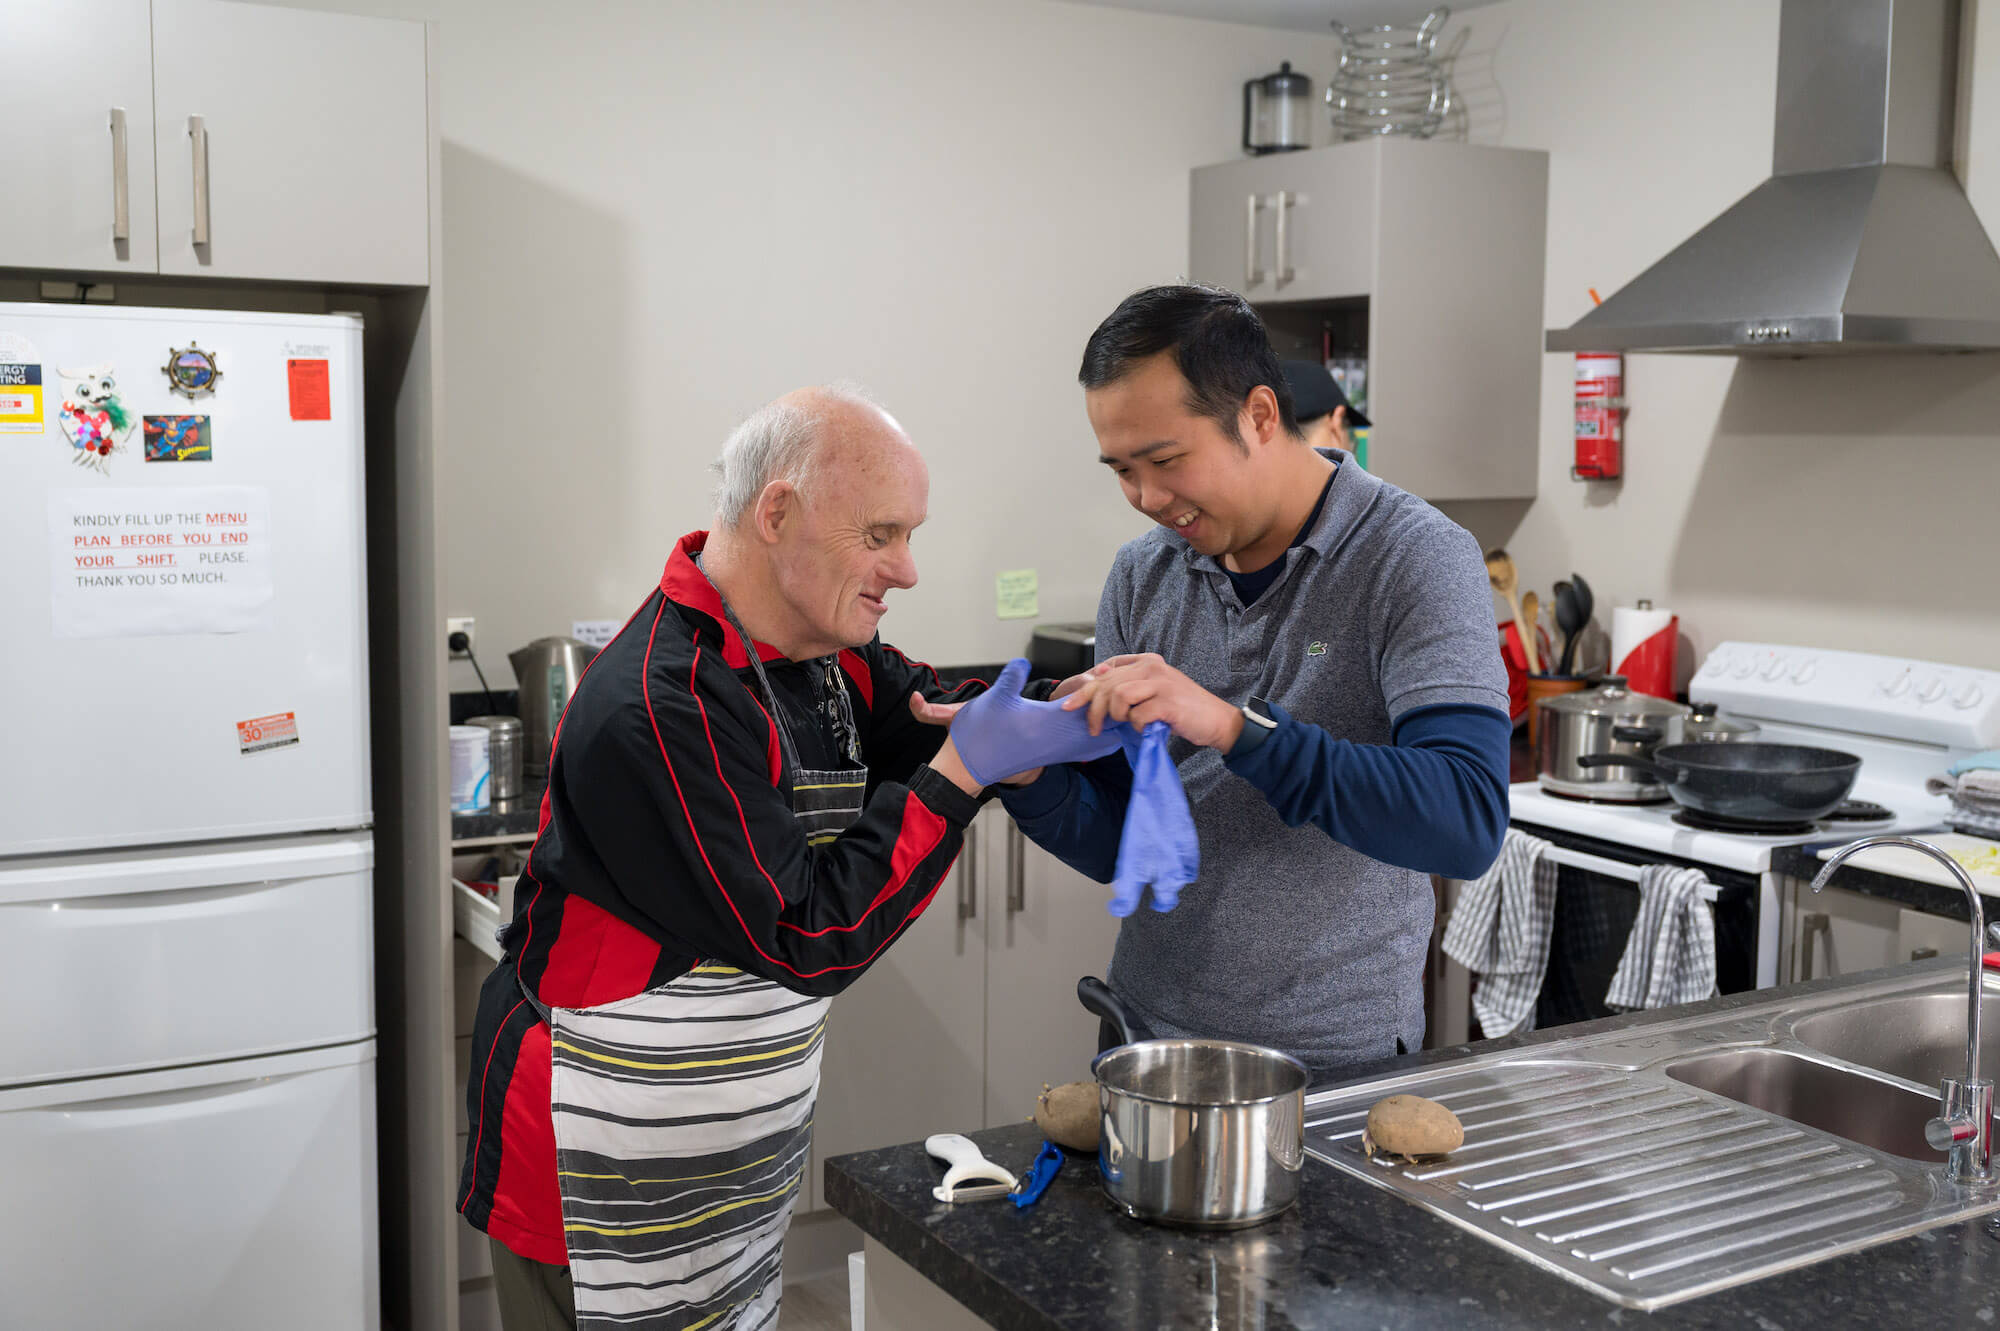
[1916,676,1947,704]
[1697,655,1727,679]
[1790,659,1817,685]
[1954,682,1985,710]
[1761,655,1789,681]
[1878,670,1911,697]
[1731,657,1758,679]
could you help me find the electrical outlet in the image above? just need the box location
[447,616,475,658]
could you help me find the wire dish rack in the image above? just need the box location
[1327,5,1455,140]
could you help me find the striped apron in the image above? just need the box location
[548,609,868,1329]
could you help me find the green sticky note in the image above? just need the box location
[995,568,1039,620]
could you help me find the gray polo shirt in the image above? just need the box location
[1066,451,1506,1074]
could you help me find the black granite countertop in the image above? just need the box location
[450,775,544,842]
[1774,842,1987,920]
[825,956,2000,1329]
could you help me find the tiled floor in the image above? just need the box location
[778,1271,853,1330]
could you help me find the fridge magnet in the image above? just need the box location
[143,414,212,462]
[0,333,42,434]
[162,342,223,399]
[55,364,135,473]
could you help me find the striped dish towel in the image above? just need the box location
[1605,865,1718,1011]
[1442,829,1558,1038]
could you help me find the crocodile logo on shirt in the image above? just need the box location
[1307,642,1327,656]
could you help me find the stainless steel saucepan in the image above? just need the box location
[1078,977,1308,1229]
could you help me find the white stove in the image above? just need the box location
[1508,642,2000,987]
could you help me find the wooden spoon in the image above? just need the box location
[1485,549,1538,674]
[1519,589,1542,674]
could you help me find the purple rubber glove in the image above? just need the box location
[947,658,1124,787]
[1108,722,1200,917]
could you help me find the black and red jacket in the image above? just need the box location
[459,529,987,1262]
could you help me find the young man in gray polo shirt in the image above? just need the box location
[998,284,1511,1080]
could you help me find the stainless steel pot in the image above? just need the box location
[1080,977,1308,1229]
[1667,701,1760,746]
[1536,677,1689,802]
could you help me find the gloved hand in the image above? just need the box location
[1108,722,1200,917]
[948,658,1124,787]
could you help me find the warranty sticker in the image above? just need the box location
[236,710,300,756]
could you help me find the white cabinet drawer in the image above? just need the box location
[0,833,373,1084]
[0,1042,378,1331]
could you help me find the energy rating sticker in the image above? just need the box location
[236,711,300,756]
[0,334,43,433]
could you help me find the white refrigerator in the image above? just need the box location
[0,303,379,1330]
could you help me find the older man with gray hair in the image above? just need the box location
[457,386,998,1331]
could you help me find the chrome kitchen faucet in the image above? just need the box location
[1813,837,1996,1189]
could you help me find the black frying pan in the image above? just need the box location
[1577,742,1861,825]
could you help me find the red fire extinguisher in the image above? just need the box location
[1572,351,1624,481]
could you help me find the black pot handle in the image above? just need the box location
[1576,753,1681,783]
[1077,976,1136,1047]
[1610,725,1662,744]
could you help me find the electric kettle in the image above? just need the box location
[509,636,599,775]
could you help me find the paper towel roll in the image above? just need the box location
[1612,604,1678,700]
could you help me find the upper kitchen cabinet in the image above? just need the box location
[153,0,429,285]
[1191,138,1548,502]
[0,1,160,274]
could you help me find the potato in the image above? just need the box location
[1361,1093,1463,1164]
[1034,1081,1101,1152]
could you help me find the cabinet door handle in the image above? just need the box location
[1274,189,1296,287]
[108,108,129,244]
[1800,910,1830,981]
[1911,945,1940,961]
[188,115,210,247]
[958,820,978,922]
[1006,822,1024,916]
[1244,193,1267,288]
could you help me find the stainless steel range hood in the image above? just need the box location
[1547,0,2000,355]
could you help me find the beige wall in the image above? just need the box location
[261,0,1340,689]
[1437,0,2000,679]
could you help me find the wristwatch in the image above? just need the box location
[1231,696,1278,757]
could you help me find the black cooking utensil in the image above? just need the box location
[1563,573,1595,675]
[1554,580,1585,676]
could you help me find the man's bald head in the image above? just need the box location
[711,384,918,529]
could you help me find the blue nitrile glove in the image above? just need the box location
[947,658,1125,787]
[1108,722,1200,917]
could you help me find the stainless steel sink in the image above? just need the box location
[1305,969,2000,1311]
[1664,1048,1940,1161]
[1790,990,2000,1088]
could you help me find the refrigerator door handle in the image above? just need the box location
[31,1070,312,1118]
[188,114,210,247]
[0,877,306,913]
[108,108,129,244]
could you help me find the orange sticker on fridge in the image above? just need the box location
[236,711,300,755]
[287,358,330,421]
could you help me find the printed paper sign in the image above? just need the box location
[571,619,620,649]
[995,568,1039,620]
[50,486,274,638]
[287,358,331,421]
[236,711,300,756]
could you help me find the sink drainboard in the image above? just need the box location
[1305,1059,1967,1310]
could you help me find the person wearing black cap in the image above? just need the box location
[1280,358,1370,454]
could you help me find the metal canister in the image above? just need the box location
[467,715,524,809]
